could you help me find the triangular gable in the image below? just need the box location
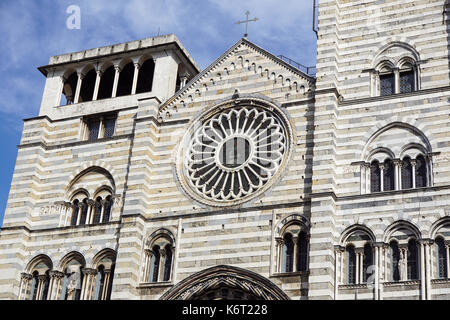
[159,38,315,120]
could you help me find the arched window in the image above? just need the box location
[93,197,102,224]
[117,62,134,97]
[79,199,88,225]
[370,161,381,193]
[29,271,39,300]
[61,72,78,105]
[94,265,105,300]
[92,250,116,300]
[401,157,413,189]
[399,63,416,94]
[379,66,395,96]
[383,159,395,191]
[136,59,155,94]
[144,232,175,283]
[103,195,112,223]
[71,199,79,226]
[297,232,309,272]
[98,66,115,100]
[149,245,160,283]
[415,155,427,188]
[282,233,294,273]
[79,69,96,103]
[346,245,356,285]
[163,244,173,282]
[407,239,418,280]
[390,241,401,282]
[363,244,373,283]
[435,237,448,279]
[61,262,84,300]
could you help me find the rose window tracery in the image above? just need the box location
[178,102,292,207]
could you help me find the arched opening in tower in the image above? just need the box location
[136,58,155,94]
[117,62,134,97]
[98,65,115,100]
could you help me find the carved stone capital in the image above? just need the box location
[82,268,97,276]
[49,271,65,279]
[37,275,48,281]
[21,273,32,281]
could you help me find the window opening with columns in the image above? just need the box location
[142,229,176,283]
[275,221,310,274]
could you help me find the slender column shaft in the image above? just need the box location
[420,242,426,300]
[374,246,379,300]
[293,237,298,273]
[446,246,450,278]
[132,63,140,95]
[112,66,120,98]
[74,73,83,104]
[93,70,102,101]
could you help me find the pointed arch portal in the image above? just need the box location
[160,265,289,300]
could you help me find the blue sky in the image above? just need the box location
[0,0,317,226]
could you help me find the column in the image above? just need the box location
[48,271,64,300]
[276,238,284,273]
[420,240,426,300]
[399,246,408,282]
[293,236,298,273]
[64,202,72,227]
[393,159,401,190]
[334,246,344,300]
[411,160,417,189]
[394,68,400,94]
[158,248,167,282]
[446,243,450,278]
[112,66,121,98]
[131,63,140,95]
[360,164,366,194]
[76,203,83,226]
[74,72,84,104]
[99,199,106,224]
[355,249,362,284]
[365,163,371,194]
[379,164,385,192]
[37,275,48,300]
[373,243,383,300]
[86,200,95,225]
[19,273,32,300]
[101,269,112,300]
[93,70,102,101]
[426,240,433,300]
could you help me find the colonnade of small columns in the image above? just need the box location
[56,196,115,227]
[334,239,444,300]
[18,267,113,300]
[359,154,432,194]
[142,246,174,283]
[275,234,310,273]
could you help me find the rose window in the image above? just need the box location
[179,104,291,206]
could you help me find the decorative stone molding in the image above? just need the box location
[160,265,289,300]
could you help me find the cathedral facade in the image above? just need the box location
[1,0,450,300]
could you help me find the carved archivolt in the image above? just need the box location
[160,265,290,300]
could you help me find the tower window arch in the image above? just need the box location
[276,221,310,274]
[379,65,395,96]
[143,230,175,283]
[346,245,356,285]
[370,160,381,193]
[435,237,448,279]
[415,155,428,188]
[401,156,413,189]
